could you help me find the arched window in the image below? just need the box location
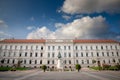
[24,60,26,64]
[25,52,27,57]
[29,60,32,64]
[64,60,66,64]
[69,60,71,64]
[30,53,32,57]
[52,60,54,64]
[47,60,50,64]
[76,60,78,64]
[40,60,42,64]
[48,53,50,58]
[35,60,37,64]
[76,53,78,57]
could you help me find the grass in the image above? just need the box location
[90,66,102,70]
[0,66,11,71]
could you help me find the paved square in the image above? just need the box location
[0,70,120,80]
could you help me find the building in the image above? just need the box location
[0,39,120,69]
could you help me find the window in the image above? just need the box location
[116,52,119,56]
[81,52,83,57]
[91,46,93,50]
[86,46,87,50]
[26,46,28,50]
[64,52,66,57]
[75,46,77,50]
[101,46,103,50]
[5,45,7,49]
[81,46,83,50]
[41,53,43,57]
[86,53,88,57]
[35,60,37,64]
[82,60,84,64]
[10,45,12,50]
[47,60,50,64]
[96,46,98,50]
[7,59,10,64]
[58,46,61,49]
[76,53,78,57]
[68,46,70,50]
[112,52,114,56]
[64,60,66,64]
[3,52,5,56]
[52,53,54,57]
[115,46,117,50]
[41,46,43,50]
[107,52,109,56]
[35,52,37,57]
[109,60,110,63]
[19,53,22,57]
[48,46,50,50]
[64,46,66,50]
[15,45,17,50]
[97,52,99,57]
[103,60,105,63]
[8,52,10,57]
[76,60,78,64]
[69,60,71,64]
[12,59,15,64]
[87,60,89,64]
[29,60,32,64]
[20,46,22,50]
[25,52,27,57]
[14,52,16,57]
[31,46,33,50]
[48,53,50,58]
[40,60,42,64]
[52,46,55,50]
[30,53,32,57]
[111,46,112,49]
[36,46,38,50]
[91,52,93,57]
[106,46,108,50]
[52,60,54,64]
[102,52,104,56]
[69,53,71,57]
[24,60,26,64]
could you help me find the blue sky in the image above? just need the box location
[0,0,120,41]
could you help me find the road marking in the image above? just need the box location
[14,71,41,80]
[82,72,110,80]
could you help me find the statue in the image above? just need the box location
[57,52,63,70]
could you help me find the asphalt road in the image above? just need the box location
[0,70,120,80]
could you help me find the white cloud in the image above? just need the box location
[62,15,71,20]
[0,20,8,30]
[27,16,110,39]
[27,26,35,30]
[61,0,120,14]
[0,20,11,39]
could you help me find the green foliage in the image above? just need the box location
[0,66,11,71]
[42,65,47,72]
[102,64,111,70]
[75,64,81,72]
[115,63,120,70]
[108,66,118,71]
[92,60,96,64]
[90,66,102,70]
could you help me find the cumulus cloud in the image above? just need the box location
[61,0,120,14]
[62,15,71,20]
[0,20,12,39]
[27,26,35,30]
[27,16,112,39]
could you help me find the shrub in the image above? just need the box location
[0,66,11,71]
[75,64,81,72]
[108,66,118,71]
[102,64,111,70]
[115,63,120,70]
[42,65,47,72]
[90,66,102,70]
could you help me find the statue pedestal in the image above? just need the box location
[57,59,63,70]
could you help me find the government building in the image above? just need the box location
[0,39,120,70]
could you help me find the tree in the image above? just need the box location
[1,59,5,64]
[75,64,81,72]
[42,65,47,72]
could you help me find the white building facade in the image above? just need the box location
[0,39,120,69]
